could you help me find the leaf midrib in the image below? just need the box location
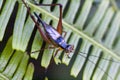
[27,1,120,61]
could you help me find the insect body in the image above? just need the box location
[34,12,74,55]
[22,0,74,57]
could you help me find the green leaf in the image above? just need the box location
[0,36,34,80]
[23,63,34,80]
[0,0,120,80]
[0,0,16,41]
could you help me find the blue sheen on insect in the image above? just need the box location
[55,36,68,48]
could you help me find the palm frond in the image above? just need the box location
[0,0,120,80]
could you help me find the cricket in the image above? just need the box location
[22,0,74,58]
[21,0,119,80]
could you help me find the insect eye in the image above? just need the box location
[70,45,74,50]
[66,45,74,52]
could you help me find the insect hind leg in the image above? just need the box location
[32,2,63,35]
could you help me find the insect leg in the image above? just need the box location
[54,48,61,57]
[62,31,67,38]
[22,0,52,44]
[31,46,56,53]
[34,3,63,35]
[56,4,62,35]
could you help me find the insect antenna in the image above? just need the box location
[76,50,120,63]
[78,53,114,80]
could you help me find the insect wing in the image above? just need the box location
[45,25,61,40]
